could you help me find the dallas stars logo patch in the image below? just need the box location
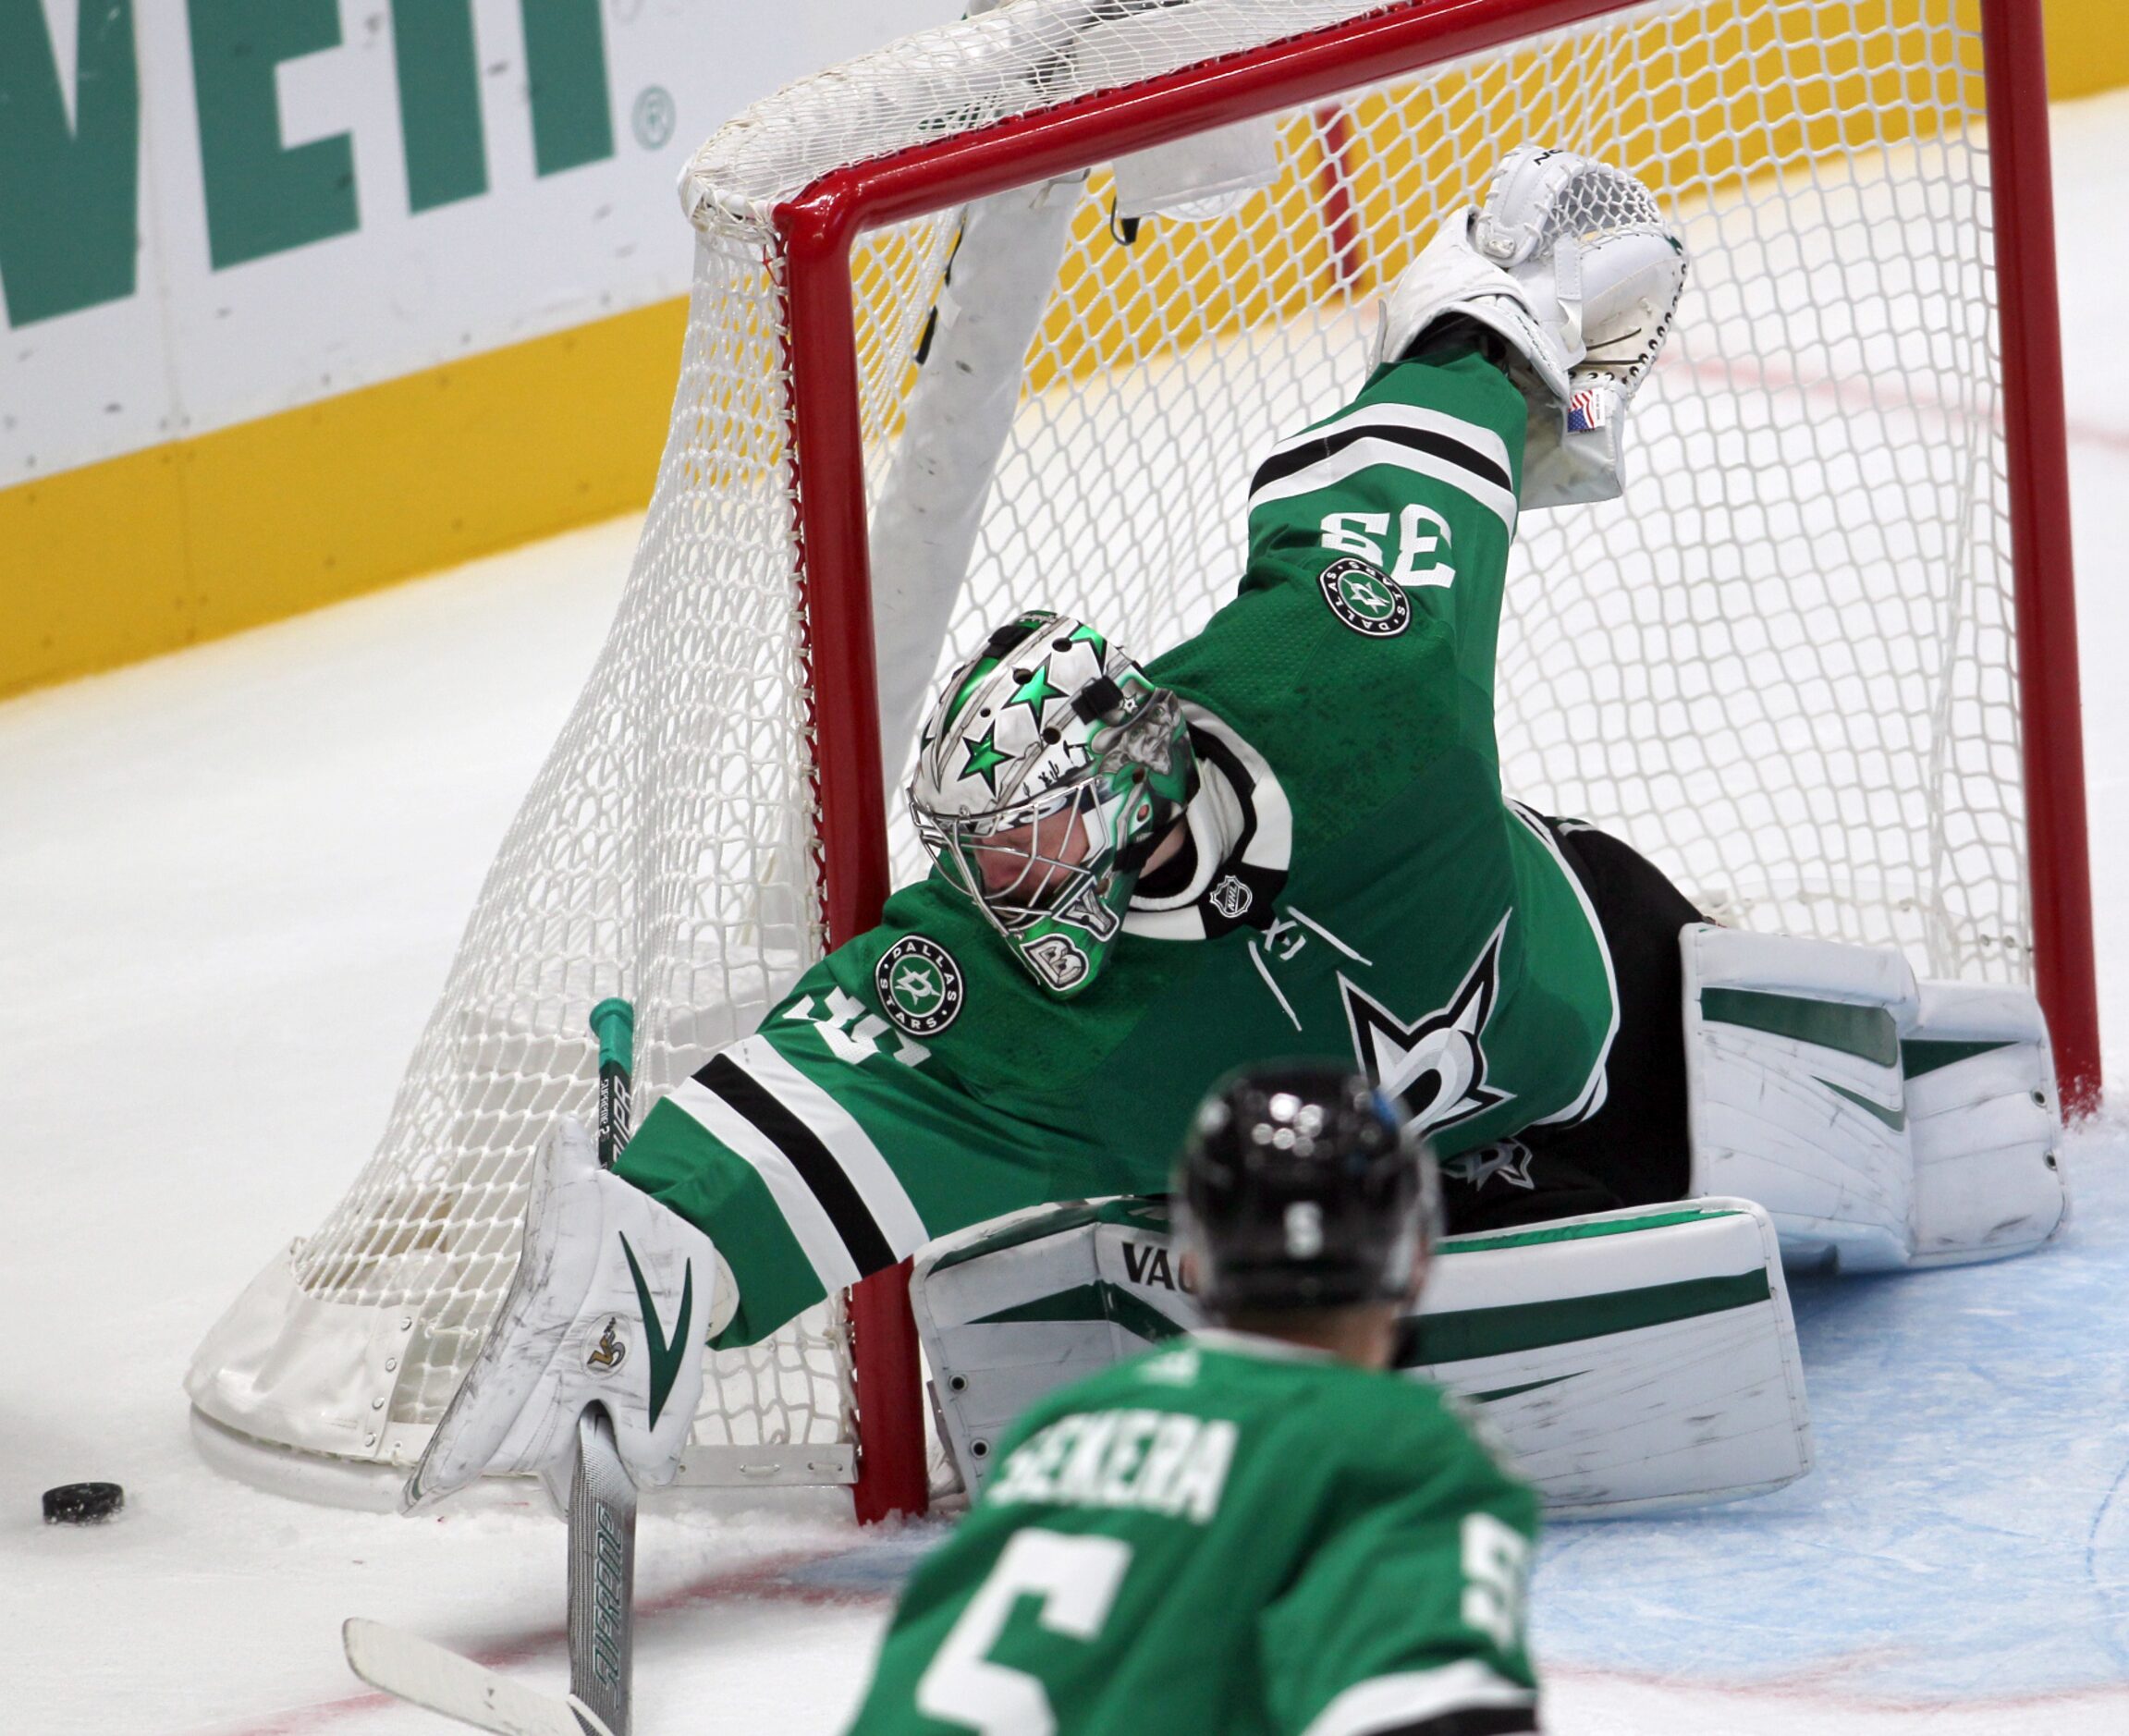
[1441,1137,1540,1193]
[1340,915,1511,1137]
[1318,556,1412,638]
[875,935,965,1035]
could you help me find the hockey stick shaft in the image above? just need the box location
[589,997,635,1169]
[568,1407,637,1734]
[573,1000,639,1734]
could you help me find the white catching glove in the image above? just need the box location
[1375,144,1686,507]
[403,1117,724,1513]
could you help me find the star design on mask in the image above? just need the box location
[1007,659,1068,720]
[1065,623,1109,659]
[1340,915,1512,1138]
[959,724,1013,793]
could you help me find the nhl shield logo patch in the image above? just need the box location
[1318,556,1411,638]
[875,935,966,1035]
[1209,874,1254,920]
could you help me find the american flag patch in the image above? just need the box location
[1567,388,1609,434]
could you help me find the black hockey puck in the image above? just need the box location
[42,1482,124,1524]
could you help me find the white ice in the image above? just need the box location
[6,87,2129,1736]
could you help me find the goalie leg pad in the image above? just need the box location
[1682,924,1919,1271]
[1904,979,2067,1266]
[1682,925,2068,1270]
[911,1198,1195,1496]
[913,1195,1810,1515]
[1408,1198,1812,1516]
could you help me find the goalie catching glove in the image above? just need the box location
[403,1117,726,1511]
[1375,142,1686,505]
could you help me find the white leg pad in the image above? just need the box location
[911,1200,1195,1496]
[1682,925,2069,1271]
[1683,925,1919,1271]
[1904,979,2067,1265]
[1410,1198,1811,1516]
[912,1195,1812,1515]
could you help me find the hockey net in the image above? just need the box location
[189,0,2082,1514]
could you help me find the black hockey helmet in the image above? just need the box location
[1175,1061,1438,1314]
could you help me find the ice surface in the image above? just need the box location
[4,87,2128,1736]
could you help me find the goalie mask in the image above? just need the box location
[1177,1062,1439,1314]
[910,612,1193,996]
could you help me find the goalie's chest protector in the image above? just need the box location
[899,554,1617,1175]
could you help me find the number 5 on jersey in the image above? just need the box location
[1461,1511,1531,1651]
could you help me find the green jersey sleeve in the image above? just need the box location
[1239,348,1525,692]
[615,909,1117,1348]
[1259,1429,1540,1735]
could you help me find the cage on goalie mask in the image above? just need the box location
[909,611,1193,997]
[1177,1062,1440,1314]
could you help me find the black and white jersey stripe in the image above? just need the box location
[1247,401,1519,533]
[1295,1658,1537,1736]
[669,1036,927,1295]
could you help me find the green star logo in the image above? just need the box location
[1317,556,1412,637]
[1340,570,1396,618]
[960,725,1013,793]
[874,936,966,1035]
[891,960,944,1015]
[1008,659,1068,719]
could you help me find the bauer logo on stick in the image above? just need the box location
[875,936,965,1035]
[1318,556,1412,637]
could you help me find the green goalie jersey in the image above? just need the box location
[618,347,1620,1347]
[844,1332,1540,1735]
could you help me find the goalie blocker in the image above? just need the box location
[913,1193,1812,1516]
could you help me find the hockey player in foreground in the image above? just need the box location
[405,146,2063,1522]
[842,1064,1540,1736]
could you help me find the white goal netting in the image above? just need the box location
[189,0,2026,1491]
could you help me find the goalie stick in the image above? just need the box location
[570,999,641,1734]
[343,1618,618,1736]
[347,1001,642,1734]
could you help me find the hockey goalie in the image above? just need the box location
[409,146,2067,1521]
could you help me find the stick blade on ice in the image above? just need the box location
[343,1618,617,1736]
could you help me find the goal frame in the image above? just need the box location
[772,0,2096,1521]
